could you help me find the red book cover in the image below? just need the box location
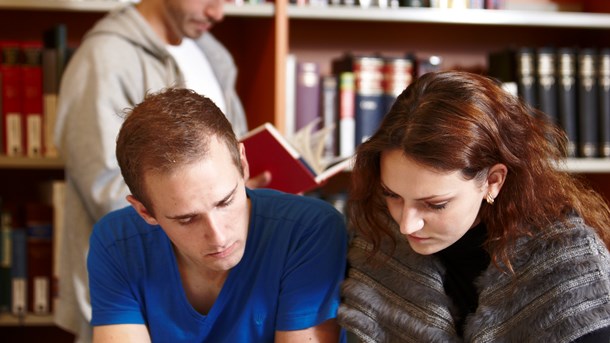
[1,41,23,156]
[25,202,53,314]
[21,41,44,158]
[240,123,351,195]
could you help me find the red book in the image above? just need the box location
[21,41,44,158]
[240,123,351,195]
[25,202,53,314]
[1,41,23,156]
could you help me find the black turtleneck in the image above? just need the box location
[435,221,490,337]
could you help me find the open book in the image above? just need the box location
[240,122,352,194]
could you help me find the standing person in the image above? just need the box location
[338,71,610,342]
[88,88,347,342]
[54,1,269,341]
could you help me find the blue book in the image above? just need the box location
[11,225,27,315]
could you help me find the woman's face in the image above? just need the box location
[380,149,488,255]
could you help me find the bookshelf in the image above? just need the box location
[2,0,610,332]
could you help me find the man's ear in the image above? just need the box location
[239,142,250,181]
[486,163,508,200]
[127,195,159,226]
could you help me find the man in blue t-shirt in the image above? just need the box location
[87,88,348,342]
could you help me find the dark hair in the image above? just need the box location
[349,70,610,271]
[116,88,242,213]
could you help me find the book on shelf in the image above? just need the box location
[0,206,11,313]
[25,202,53,315]
[42,24,68,159]
[240,122,352,195]
[535,47,558,125]
[21,41,44,158]
[577,48,599,158]
[337,71,355,158]
[51,180,65,311]
[382,54,415,114]
[516,47,537,109]
[10,208,27,316]
[1,41,24,157]
[333,53,385,152]
[557,47,578,158]
[295,61,321,132]
[320,75,338,159]
[599,48,610,158]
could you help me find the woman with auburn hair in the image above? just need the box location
[338,70,610,342]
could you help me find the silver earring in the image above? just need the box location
[486,192,495,205]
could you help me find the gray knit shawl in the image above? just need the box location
[338,216,610,343]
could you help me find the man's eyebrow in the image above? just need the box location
[165,212,197,220]
[165,183,239,220]
[214,183,238,207]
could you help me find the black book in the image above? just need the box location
[598,48,610,158]
[536,47,558,125]
[516,47,537,109]
[557,47,578,157]
[577,48,599,158]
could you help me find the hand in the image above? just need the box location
[246,171,272,189]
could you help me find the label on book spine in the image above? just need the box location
[11,278,26,315]
[33,276,49,314]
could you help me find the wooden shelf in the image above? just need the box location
[0,0,274,16]
[0,313,54,326]
[288,4,610,28]
[0,156,64,169]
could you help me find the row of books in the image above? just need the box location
[489,46,610,158]
[0,24,70,159]
[0,180,64,318]
[286,52,427,162]
[290,0,507,10]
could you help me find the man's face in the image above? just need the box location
[132,137,250,275]
[164,0,225,41]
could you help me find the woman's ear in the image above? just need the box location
[486,163,508,201]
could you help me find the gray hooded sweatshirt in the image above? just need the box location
[53,5,246,340]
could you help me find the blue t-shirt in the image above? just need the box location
[88,188,348,342]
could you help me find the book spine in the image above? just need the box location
[11,226,27,316]
[22,42,44,158]
[25,202,53,314]
[338,72,356,158]
[295,62,321,131]
[321,75,338,159]
[598,48,610,158]
[51,181,65,311]
[354,56,385,145]
[382,55,415,114]
[0,209,11,313]
[557,47,578,158]
[42,49,59,158]
[516,47,537,109]
[536,47,558,125]
[1,41,24,156]
[577,48,599,158]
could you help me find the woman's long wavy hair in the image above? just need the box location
[349,70,610,272]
